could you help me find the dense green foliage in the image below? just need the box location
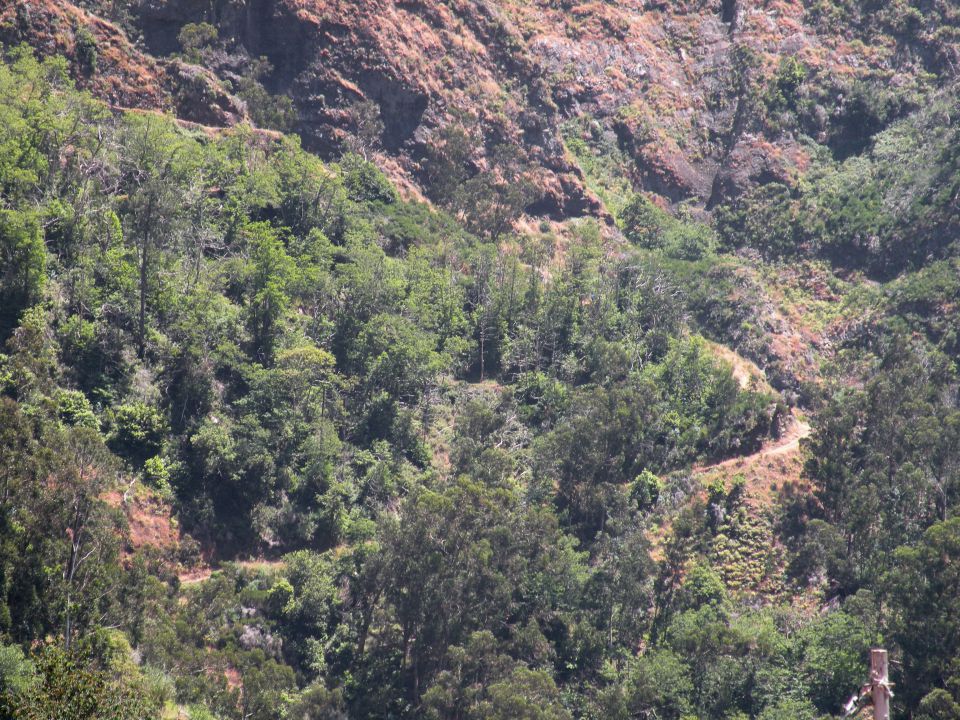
[2,34,960,720]
[717,81,960,276]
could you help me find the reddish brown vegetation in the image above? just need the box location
[0,0,245,125]
[103,487,181,553]
[4,0,932,216]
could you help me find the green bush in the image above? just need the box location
[108,403,168,465]
[0,211,45,342]
[143,455,172,495]
[74,28,98,73]
[765,56,807,113]
[340,153,397,205]
[55,389,98,429]
[177,22,218,63]
[0,644,34,695]
[630,469,662,510]
[619,194,670,248]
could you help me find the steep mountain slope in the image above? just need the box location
[0,0,247,126]
[8,0,958,216]
[5,3,960,719]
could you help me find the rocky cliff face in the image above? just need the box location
[8,0,958,219]
[133,0,607,218]
[0,0,246,126]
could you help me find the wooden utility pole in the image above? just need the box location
[843,648,893,719]
[871,649,890,720]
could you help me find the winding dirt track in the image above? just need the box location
[178,559,286,586]
[177,346,814,584]
[698,339,812,477]
[695,410,811,477]
[763,414,812,459]
[645,343,816,567]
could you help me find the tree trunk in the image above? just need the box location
[138,236,148,359]
[479,325,485,381]
[64,523,82,651]
[137,197,155,359]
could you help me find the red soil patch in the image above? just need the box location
[223,665,242,691]
[705,339,772,393]
[1,0,246,127]
[103,487,181,553]
[0,0,168,109]
[178,566,214,586]
[103,485,211,581]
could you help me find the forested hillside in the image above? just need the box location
[1,1,960,719]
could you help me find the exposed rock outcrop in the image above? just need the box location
[8,0,958,218]
[0,0,246,126]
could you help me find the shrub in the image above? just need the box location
[55,389,98,429]
[236,57,299,132]
[631,469,663,510]
[766,56,806,113]
[340,153,397,205]
[177,22,218,63]
[619,194,670,248]
[0,644,34,694]
[680,563,727,610]
[143,455,173,496]
[108,403,168,465]
[715,182,800,258]
[74,28,98,73]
